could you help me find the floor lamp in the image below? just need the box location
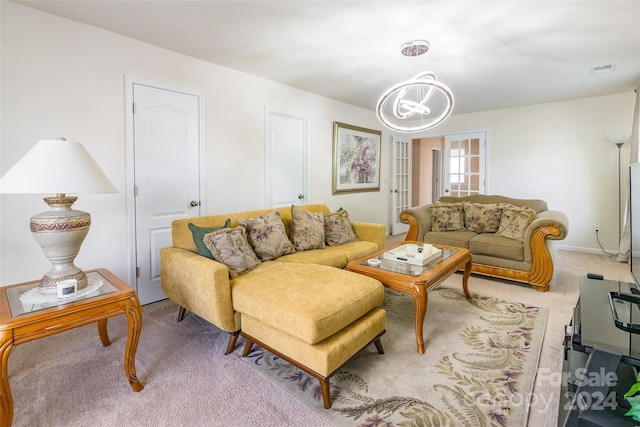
[609,135,628,252]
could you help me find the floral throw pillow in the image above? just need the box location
[497,206,536,241]
[462,202,503,233]
[290,205,325,251]
[429,202,464,231]
[238,210,295,261]
[203,227,261,278]
[324,209,359,246]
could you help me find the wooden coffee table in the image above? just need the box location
[346,241,472,354]
[0,268,144,426]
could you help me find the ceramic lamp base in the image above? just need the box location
[30,194,90,292]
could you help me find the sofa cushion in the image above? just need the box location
[238,210,295,261]
[497,205,536,242]
[291,204,325,251]
[429,202,464,231]
[423,230,478,248]
[324,209,359,246]
[337,240,381,262]
[276,241,379,268]
[231,262,384,345]
[188,219,231,259]
[439,195,547,214]
[203,227,261,278]
[276,248,347,268]
[462,202,503,233]
[469,233,525,261]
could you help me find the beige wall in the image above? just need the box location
[1,3,637,287]
[411,140,420,206]
[414,137,444,205]
[0,3,393,286]
[421,92,636,253]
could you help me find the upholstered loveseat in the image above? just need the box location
[399,195,569,292]
[159,204,387,408]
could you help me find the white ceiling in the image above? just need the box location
[15,0,640,115]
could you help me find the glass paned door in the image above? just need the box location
[443,132,486,197]
[392,135,411,235]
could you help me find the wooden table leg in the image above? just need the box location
[412,285,427,354]
[124,295,144,392]
[97,319,111,346]
[0,330,14,427]
[462,256,472,299]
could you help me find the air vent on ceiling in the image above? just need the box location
[591,63,617,74]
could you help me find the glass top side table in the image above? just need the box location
[0,268,144,426]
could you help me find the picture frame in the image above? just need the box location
[332,122,382,194]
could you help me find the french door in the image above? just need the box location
[391,135,411,235]
[443,132,486,197]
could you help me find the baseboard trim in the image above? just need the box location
[558,245,620,256]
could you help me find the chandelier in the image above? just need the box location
[376,40,454,133]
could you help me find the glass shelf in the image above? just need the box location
[5,271,118,317]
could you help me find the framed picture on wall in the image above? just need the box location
[332,122,382,194]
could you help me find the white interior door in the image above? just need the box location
[391,135,411,235]
[127,80,203,305]
[443,132,486,197]
[265,110,308,207]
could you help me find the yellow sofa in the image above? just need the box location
[160,204,387,408]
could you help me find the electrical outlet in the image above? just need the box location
[593,224,600,233]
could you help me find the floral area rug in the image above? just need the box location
[237,287,548,426]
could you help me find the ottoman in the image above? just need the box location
[231,262,386,408]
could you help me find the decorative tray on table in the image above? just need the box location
[383,244,442,266]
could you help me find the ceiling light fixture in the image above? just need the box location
[376,40,454,133]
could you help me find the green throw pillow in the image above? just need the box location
[188,219,231,259]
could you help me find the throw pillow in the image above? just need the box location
[238,210,295,261]
[324,209,359,246]
[203,227,261,278]
[429,202,464,231]
[462,202,503,233]
[188,219,232,259]
[497,206,537,241]
[290,204,325,251]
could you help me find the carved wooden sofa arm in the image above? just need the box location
[400,205,569,292]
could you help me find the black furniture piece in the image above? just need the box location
[559,276,640,426]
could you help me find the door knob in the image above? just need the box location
[445,189,450,193]
[190,200,200,207]
[298,194,304,200]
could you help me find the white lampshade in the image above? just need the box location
[0,138,117,194]
[607,134,630,146]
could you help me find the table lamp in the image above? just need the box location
[0,137,117,292]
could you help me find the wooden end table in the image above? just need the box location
[0,268,144,426]
[346,241,472,354]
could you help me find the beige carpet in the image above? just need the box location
[6,249,631,426]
